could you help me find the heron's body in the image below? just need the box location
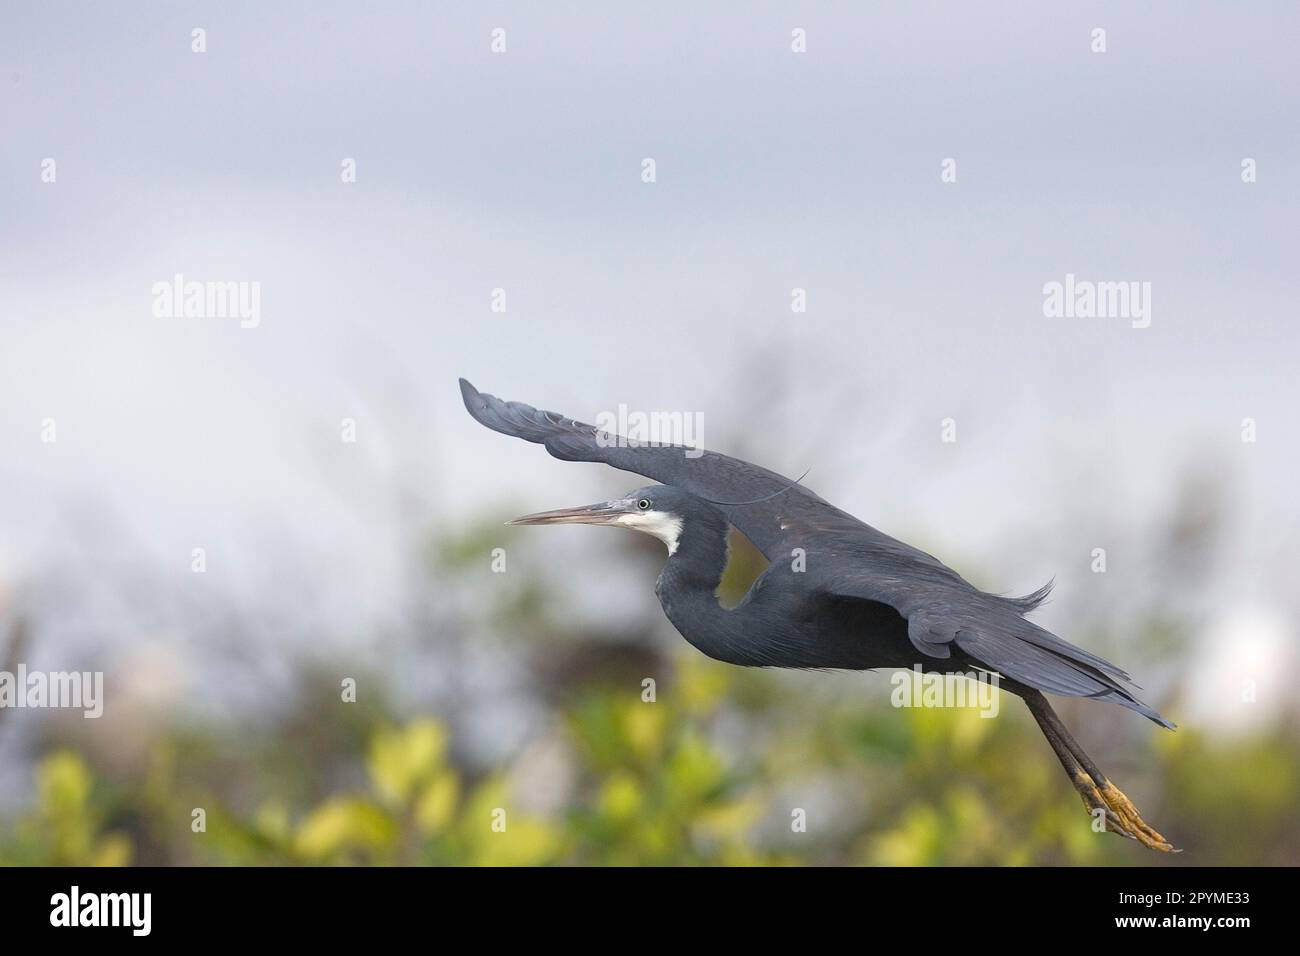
[461,378,1177,851]
[649,497,908,670]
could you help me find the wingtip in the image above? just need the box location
[459,378,484,412]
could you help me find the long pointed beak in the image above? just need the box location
[507,500,630,527]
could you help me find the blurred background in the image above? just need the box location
[1,2,1298,865]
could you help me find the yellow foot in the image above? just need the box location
[1073,771,1178,852]
[1100,781,1178,852]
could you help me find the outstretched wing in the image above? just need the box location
[462,377,859,555]
[461,378,1172,728]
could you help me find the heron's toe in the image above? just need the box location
[1071,771,1177,852]
[1099,781,1178,853]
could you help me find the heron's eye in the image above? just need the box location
[637,498,651,511]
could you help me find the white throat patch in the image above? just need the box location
[615,511,684,555]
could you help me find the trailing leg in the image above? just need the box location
[1020,687,1176,852]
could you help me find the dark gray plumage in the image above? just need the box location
[460,378,1177,851]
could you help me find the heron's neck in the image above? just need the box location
[655,511,762,666]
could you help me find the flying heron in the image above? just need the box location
[460,378,1176,852]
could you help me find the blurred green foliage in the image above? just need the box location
[3,655,1296,865]
[0,751,133,866]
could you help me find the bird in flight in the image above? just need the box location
[461,379,1176,852]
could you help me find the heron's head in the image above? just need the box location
[508,485,692,555]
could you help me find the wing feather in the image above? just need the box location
[462,378,832,553]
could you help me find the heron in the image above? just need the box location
[460,378,1176,852]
